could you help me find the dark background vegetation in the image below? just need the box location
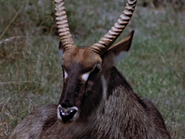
[0,0,185,138]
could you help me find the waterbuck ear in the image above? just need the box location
[59,41,64,57]
[107,30,134,62]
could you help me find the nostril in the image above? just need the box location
[59,108,77,118]
[58,105,79,123]
[68,109,77,118]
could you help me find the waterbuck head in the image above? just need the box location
[55,0,137,124]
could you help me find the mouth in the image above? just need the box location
[57,104,79,124]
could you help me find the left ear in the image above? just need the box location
[107,30,134,62]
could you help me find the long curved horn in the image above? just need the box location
[55,0,76,51]
[91,0,137,55]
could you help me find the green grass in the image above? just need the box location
[0,0,185,138]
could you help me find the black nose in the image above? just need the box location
[58,106,78,123]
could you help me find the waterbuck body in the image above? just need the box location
[10,0,171,138]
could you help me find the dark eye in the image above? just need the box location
[61,65,63,74]
[62,65,68,79]
[61,65,64,69]
[93,63,101,73]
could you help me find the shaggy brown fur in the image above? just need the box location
[10,31,171,139]
[10,76,171,139]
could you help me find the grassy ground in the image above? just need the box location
[0,0,185,138]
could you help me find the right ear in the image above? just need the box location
[107,30,134,62]
[59,41,64,57]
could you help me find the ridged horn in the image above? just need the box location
[91,0,137,55]
[55,0,76,51]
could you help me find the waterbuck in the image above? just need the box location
[10,0,171,138]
